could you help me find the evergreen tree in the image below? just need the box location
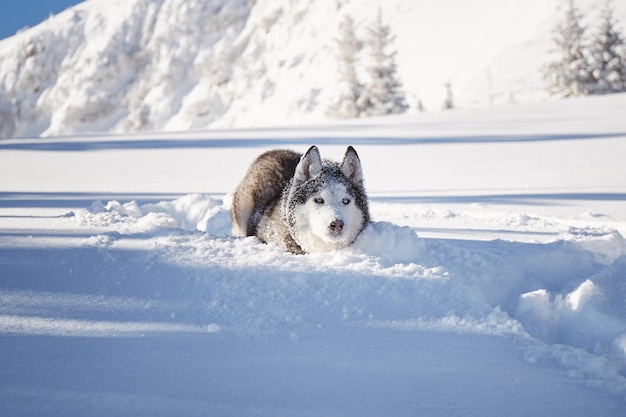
[544,0,594,98]
[442,80,454,110]
[329,16,362,119]
[587,0,626,93]
[358,8,408,116]
[413,95,425,112]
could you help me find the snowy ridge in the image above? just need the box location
[2,0,626,139]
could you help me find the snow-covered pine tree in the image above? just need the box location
[543,0,595,98]
[442,80,454,110]
[587,0,626,94]
[328,16,362,119]
[357,8,408,117]
[413,94,426,112]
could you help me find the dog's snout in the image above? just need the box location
[330,219,344,233]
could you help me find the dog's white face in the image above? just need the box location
[292,182,365,253]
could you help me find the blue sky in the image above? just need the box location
[0,1,84,40]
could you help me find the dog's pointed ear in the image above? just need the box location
[294,146,323,184]
[340,146,363,184]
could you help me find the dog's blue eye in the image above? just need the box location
[342,198,351,205]
[314,197,324,204]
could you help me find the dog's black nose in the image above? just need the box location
[330,219,344,233]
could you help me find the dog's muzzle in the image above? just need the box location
[329,219,344,235]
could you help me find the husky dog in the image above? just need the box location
[231,146,369,254]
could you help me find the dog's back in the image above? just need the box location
[231,149,301,237]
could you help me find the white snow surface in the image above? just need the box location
[2,0,626,139]
[1,95,626,415]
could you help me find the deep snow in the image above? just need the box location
[1,95,626,416]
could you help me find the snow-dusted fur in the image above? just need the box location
[232,146,369,254]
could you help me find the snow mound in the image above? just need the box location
[350,220,428,264]
[517,256,626,369]
[83,193,224,233]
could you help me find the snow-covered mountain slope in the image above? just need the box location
[0,0,626,137]
[1,94,626,416]
[2,0,626,139]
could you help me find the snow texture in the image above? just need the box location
[1,93,626,415]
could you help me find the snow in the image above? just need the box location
[2,0,626,139]
[1,94,626,415]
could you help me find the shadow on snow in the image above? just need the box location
[1,191,625,211]
[1,131,625,152]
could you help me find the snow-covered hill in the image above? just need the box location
[1,0,626,139]
[1,93,626,416]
